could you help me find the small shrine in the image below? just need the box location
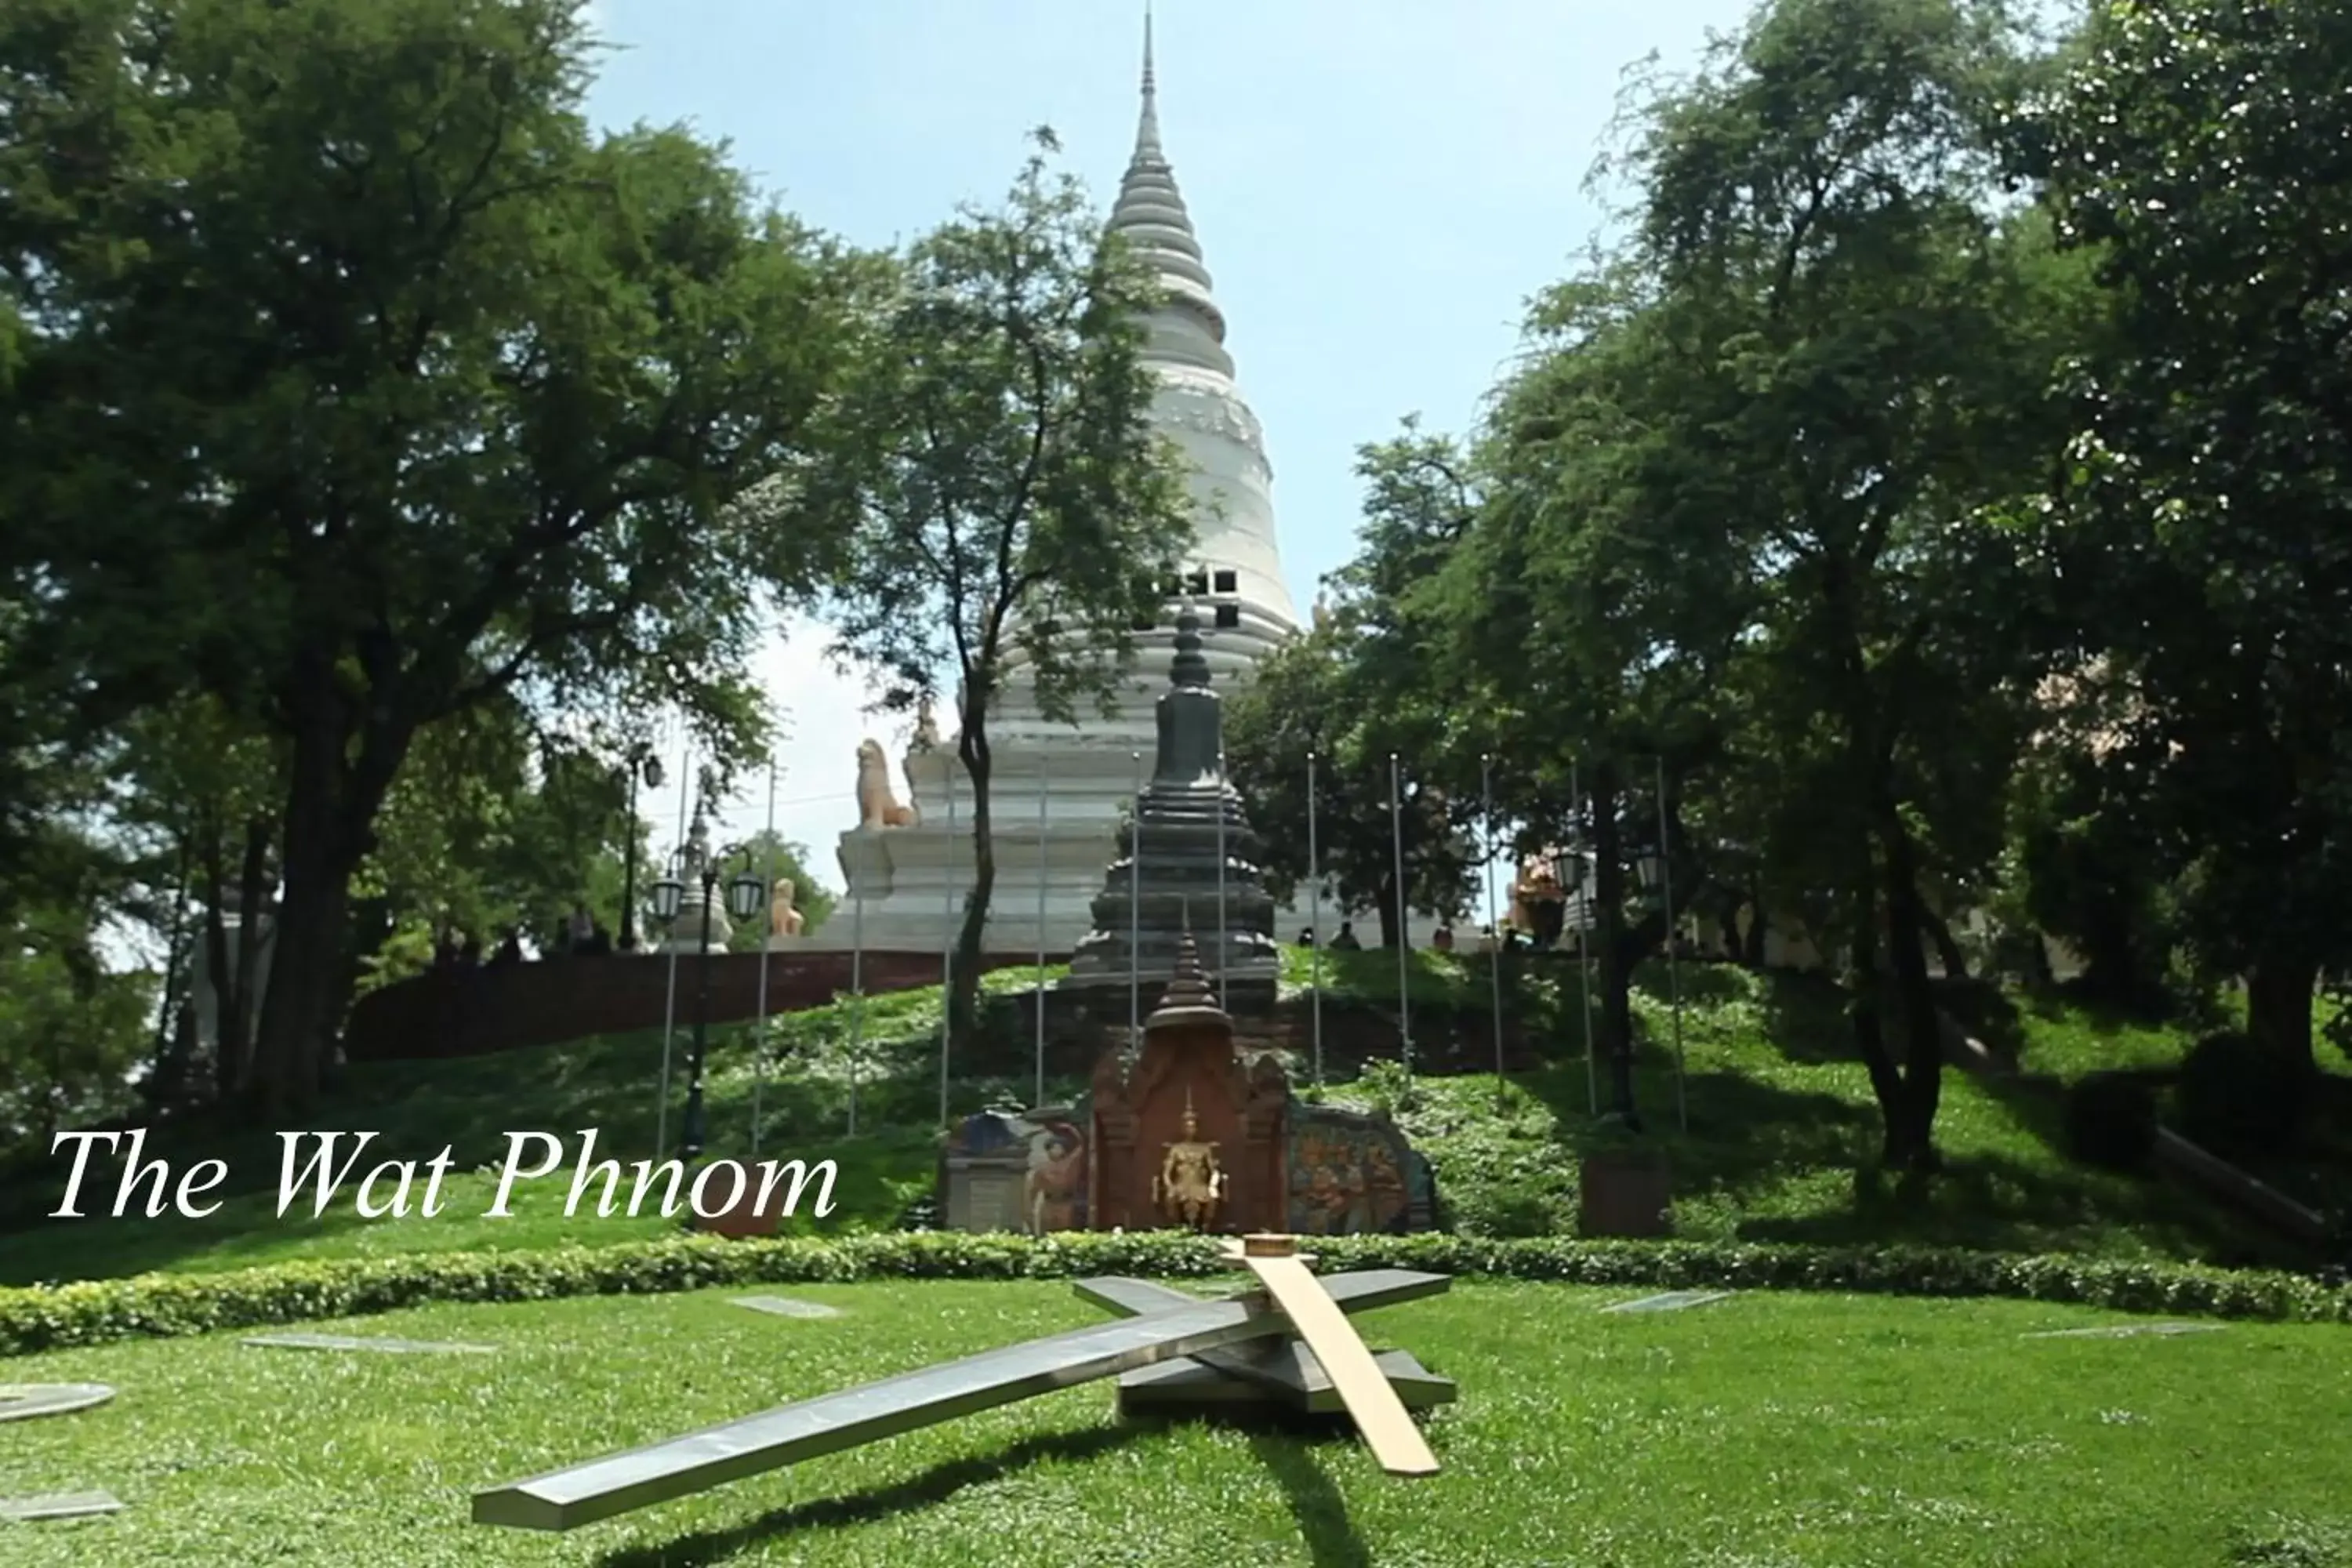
[1090,930,1291,1232]
[940,931,1435,1239]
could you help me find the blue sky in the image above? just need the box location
[588,0,1759,884]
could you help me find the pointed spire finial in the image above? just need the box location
[1134,2,1163,162]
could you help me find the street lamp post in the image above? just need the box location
[617,749,665,953]
[651,831,766,1162]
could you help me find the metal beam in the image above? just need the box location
[474,1269,1447,1531]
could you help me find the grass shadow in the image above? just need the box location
[1249,1430,1374,1568]
[1120,1410,1377,1568]
[590,1424,1138,1568]
[1755,971,1859,1065]
[1516,1058,1878,1189]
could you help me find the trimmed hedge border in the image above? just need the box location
[2,1230,2347,1357]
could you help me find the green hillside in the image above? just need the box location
[6,953,2337,1287]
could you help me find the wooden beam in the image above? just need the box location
[1224,1236,1442,1476]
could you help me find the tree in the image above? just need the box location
[353,697,641,983]
[1593,0,2074,1167]
[725,829,835,950]
[810,136,1190,1055]
[2024,0,2352,1069]
[1225,424,1486,949]
[1,0,873,1113]
[0,895,152,1161]
[1438,270,1742,1122]
[1222,627,1479,949]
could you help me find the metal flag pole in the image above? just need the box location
[655,739,691,1161]
[1307,750,1323,1088]
[1128,749,1143,1047]
[750,759,778,1157]
[1215,746,1229,1011]
[1034,765,1049,1109]
[1483,753,1504,1102]
[941,765,956,1131]
[1573,759,1597,1119]
[1657,753,1688,1134]
[848,885,866,1137]
[1389,752,1411,1078]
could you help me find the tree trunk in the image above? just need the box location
[2246,950,2320,1071]
[1741,888,1769,967]
[2078,897,2136,998]
[1591,761,1639,1126]
[1877,808,1946,1173]
[949,710,994,1063]
[226,815,270,1093]
[247,659,408,1120]
[249,774,352,1119]
[1922,903,1969,982]
[145,833,194,1107]
[1845,862,1907,1166]
[1374,868,1403,949]
[197,813,270,1105]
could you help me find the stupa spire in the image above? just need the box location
[1137,2,1162,160]
[1108,5,1234,379]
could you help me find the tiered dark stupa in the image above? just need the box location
[1060,605,1280,1016]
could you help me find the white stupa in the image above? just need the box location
[816,16,1298,956]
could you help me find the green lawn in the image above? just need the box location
[2,1279,2347,1566]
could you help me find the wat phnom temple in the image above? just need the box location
[809,16,1299,960]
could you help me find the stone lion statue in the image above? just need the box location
[768,878,804,938]
[1508,851,1568,931]
[856,739,919,829]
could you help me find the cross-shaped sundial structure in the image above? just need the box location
[472,1237,1452,1532]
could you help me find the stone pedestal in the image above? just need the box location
[1579,1152,1673,1238]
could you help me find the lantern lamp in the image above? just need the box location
[650,870,686,923]
[726,865,767,922]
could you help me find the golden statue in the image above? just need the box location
[1152,1095,1225,1230]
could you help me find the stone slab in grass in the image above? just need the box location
[731,1295,843,1319]
[0,1385,115,1422]
[1,1490,123,1522]
[1601,1290,1734,1314]
[2024,1322,2227,1340]
[240,1332,495,1354]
